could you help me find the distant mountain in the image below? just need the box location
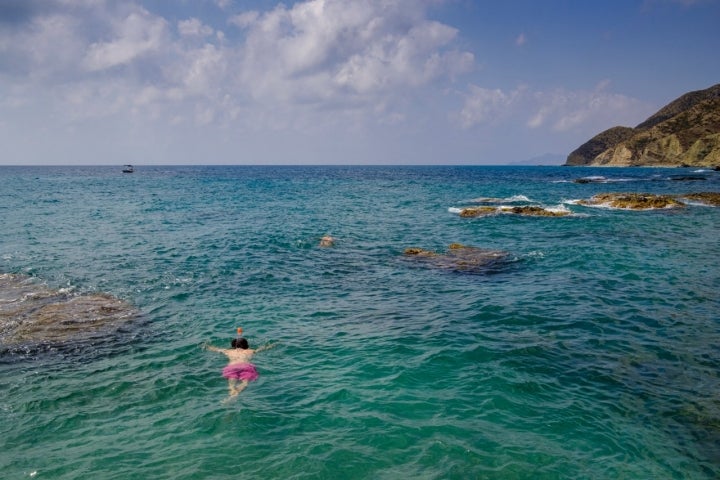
[511,153,565,166]
[565,83,720,167]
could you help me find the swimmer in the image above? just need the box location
[204,337,275,399]
[319,235,335,247]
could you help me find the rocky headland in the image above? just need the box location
[566,83,720,167]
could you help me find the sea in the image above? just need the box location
[1,165,718,479]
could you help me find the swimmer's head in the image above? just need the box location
[231,337,249,349]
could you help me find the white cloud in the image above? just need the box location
[515,32,526,46]
[1,0,473,133]
[178,18,214,38]
[459,82,650,133]
[458,85,526,127]
[0,0,659,165]
[529,85,647,131]
[0,13,86,80]
[228,11,259,28]
[233,0,474,105]
[83,8,168,71]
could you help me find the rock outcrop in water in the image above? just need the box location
[459,205,570,217]
[576,191,720,209]
[566,83,720,167]
[0,273,140,351]
[403,243,510,273]
[679,191,720,206]
[578,193,685,210]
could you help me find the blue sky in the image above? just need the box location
[0,0,718,165]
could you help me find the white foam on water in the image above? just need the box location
[545,204,571,214]
[678,198,718,208]
[468,194,532,203]
[506,195,532,202]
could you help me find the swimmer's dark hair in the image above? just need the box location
[232,337,249,349]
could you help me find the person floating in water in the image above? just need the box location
[204,337,275,399]
[319,235,335,247]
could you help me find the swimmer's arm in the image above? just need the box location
[202,343,225,353]
[256,342,277,353]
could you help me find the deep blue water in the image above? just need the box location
[1,165,719,479]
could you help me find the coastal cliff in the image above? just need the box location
[565,83,720,167]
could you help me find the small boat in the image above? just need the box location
[122,165,134,173]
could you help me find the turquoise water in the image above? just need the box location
[1,165,719,479]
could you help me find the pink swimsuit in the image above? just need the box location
[222,363,259,381]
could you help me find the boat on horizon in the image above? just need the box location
[122,165,134,173]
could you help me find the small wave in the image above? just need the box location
[574,176,636,184]
[467,195,532,204]
[678,199,718,208]
[542,204,571,215]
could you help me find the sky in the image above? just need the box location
[0,0,718,165]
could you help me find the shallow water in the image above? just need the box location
[1,165,719,479]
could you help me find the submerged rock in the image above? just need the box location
[679,192,720,206]
[574,176,608,184]
[669,175,706,181]
[578,193,684,210]
[404,243,510,273]
[0,273,140,351]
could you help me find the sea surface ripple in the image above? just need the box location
[1,165,719,479]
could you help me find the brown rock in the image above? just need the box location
[403,247,438,257]
[679,192,720,206]
[459,205,569,217]
[404,244,510,273]
[503,206,570,217]
[459,206,498,217]
[578,193,685,210]
[0,273,140,350]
